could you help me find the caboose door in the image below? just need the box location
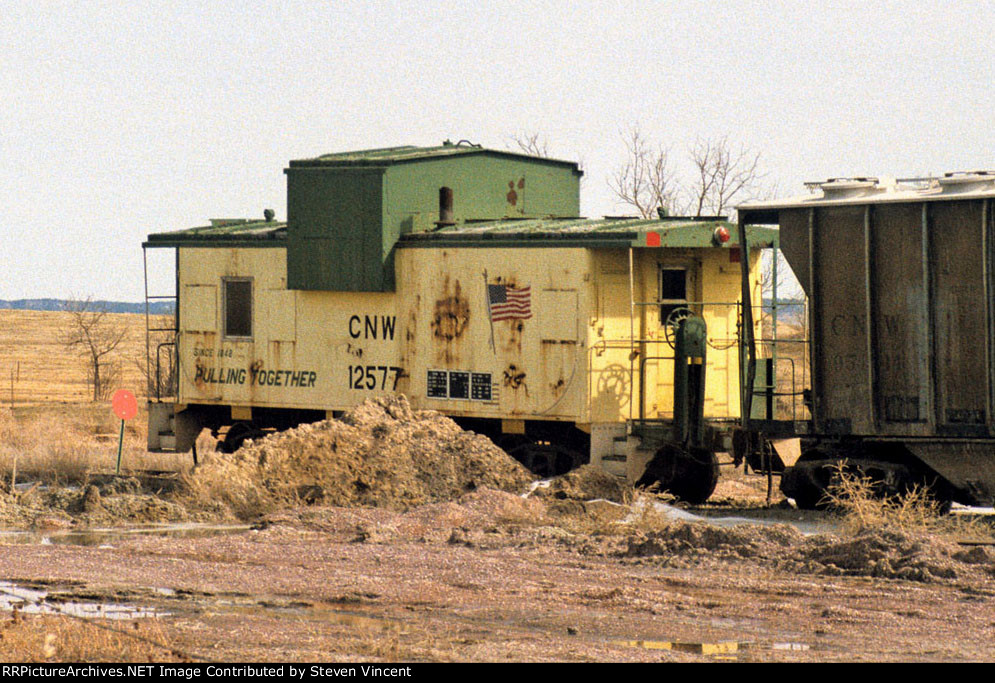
[647,262,699,419]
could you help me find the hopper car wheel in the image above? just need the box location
[221,422,264,454]
[636,444,719,504]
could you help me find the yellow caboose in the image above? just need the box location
[145,143,775,500]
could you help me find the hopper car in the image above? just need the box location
[143,142,779,502]
[738,173,995,508]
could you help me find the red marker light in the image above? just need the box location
[646,231,661,247]
[713,226,731,245]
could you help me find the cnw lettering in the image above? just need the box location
[349,315,396,340]
[830,314,866,337]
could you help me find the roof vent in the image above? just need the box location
[937,171,995,194]
[264,208,275,222]
[815,177,879,199]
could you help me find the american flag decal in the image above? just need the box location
[487,284,532,321]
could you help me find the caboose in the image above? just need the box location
[144,142,775,500]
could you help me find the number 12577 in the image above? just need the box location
[348,365,403,391]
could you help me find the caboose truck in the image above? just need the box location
[738,173,995,508]
[143,142,775,501]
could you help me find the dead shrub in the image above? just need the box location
[824,462,994,543]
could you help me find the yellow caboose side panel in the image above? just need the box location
[174,241,761,427]
[177,248,400,410]
[396,247,593,421]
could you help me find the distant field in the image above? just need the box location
[0,309,152,406]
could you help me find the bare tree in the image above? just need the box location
[609,125,678,218]
[511,132,550,158]
[60,297,130,401]
[687,135,764,217]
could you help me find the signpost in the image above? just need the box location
[111,389,138,474]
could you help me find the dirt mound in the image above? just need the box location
[786,528,979,582]
[0,486,197,528]
[531,465,628,503]
[619,518,992,584]
[624,521,804,561]
[183,396,535,519]
[362,488,547,545]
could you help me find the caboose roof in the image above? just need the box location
[287,143,581,172]
[144,218,287,248]
[145,216,777,249]
[398,216,778,249]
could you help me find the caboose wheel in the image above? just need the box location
[499,437,584,478]
[636,444,719,504]
[221,422,264,453]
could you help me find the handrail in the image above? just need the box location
[155,342,177,401]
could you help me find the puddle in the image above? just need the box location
[689,506,841,536]
[616,639,746,655]
[522,479,552,497]
[0,523,252,547]
[773,642,811,651]
[0,582,166,619]
[951,504,995,517]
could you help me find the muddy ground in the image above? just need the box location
[2,482,994,661]
[0,399,993,662]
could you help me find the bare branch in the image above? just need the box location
[609,125,677,218]
[510,132,550,158]
[687,135,766,218]
[60,296,130,401]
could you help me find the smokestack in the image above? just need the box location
[436,186,455,228]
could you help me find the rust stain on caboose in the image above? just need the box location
[506,180,518,207]
[503,319,525,353]
[432,278,470,341]
[503,364,528,396]
[193,359,208,391]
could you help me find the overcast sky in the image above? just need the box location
[2,1,993,300]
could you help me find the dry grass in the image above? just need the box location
[0,309,192,484]
[0,405,192,487]
[824,463,995,543]
[0,612,182,662]
[0,309,159,405]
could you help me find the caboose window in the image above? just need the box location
[659,267,687,325]
[223,278,252,339]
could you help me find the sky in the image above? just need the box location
[2,1,993,300]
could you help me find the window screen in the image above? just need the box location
[224,278,252,338]
[659,268,687,325]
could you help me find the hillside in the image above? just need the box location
[0,299,174,314]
